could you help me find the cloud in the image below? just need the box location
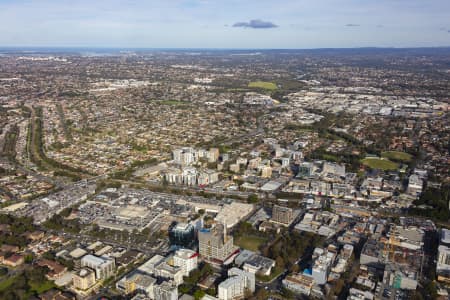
[232,19,278,29]
[346,23,360,27]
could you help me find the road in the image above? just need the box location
[0,157,65,189]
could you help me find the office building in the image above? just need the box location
[248,157,261,169]
[281,157,290,168]
[208,148,220,163]
[271,205,294,225]
[182,167,197,186]
[169,222,196,249]
[311,247,335,285]
[173,249,198,276]
[173,147,196,166]
[407,174,423,196]
[72,268,96,291]
[297,162,313,178]
[198,169,220,186]
[218,268,255,300]
[153,281,178,300]
[261,166,272,178]
[116,271,156,296]
[137,254,183,286]
[80,255,115,280]
[229,163,240,173]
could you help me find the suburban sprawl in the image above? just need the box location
[0,48,449,300]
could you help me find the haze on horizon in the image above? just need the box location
[0,0,449,49]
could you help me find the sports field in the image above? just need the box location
[361,157,399,170]
[381,151,412,162]
[248,81,278,90]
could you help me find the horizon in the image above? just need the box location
[2,45,450,51]
[1,0,449,48]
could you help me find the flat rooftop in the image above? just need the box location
[116,205,149,219]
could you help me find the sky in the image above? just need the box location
[0,0,449,49]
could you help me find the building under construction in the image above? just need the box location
[381,225,425,277]
[198,223,238,264]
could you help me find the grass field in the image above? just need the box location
[0,276,55,297]
[248,81,278,91]
[361,157,399,170]
[381,151,412,162]
[0,276,16,292]
[323,154,339,162]
[30,280,55,294]
[234,235,267,252]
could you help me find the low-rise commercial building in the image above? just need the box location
[282,273,314,296]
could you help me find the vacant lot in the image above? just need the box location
[248,81,278,91]
[361,157,399,170]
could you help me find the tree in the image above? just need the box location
[425,281,438,299]
[24,253,34,264]
[206,288,216,296]
[194,289,206,300]
[244,287,254,298]
[252,288,269,300]
[411,291,424,300]
[276,256,285,268]
[332,279,345,296]
[247,194,259,203]
[178,284,191,294]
